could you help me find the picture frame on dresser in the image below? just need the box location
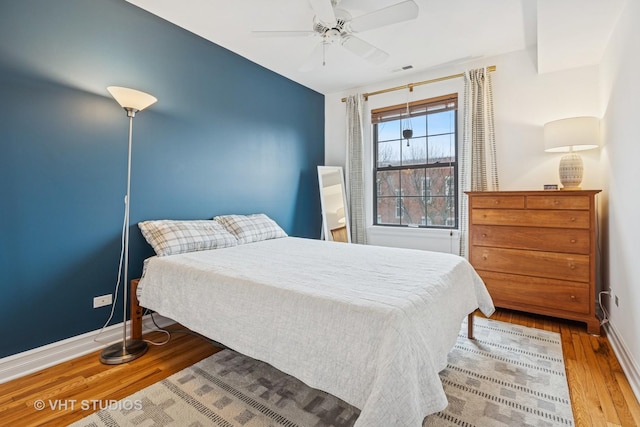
[466,190,601,335]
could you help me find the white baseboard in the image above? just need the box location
[0,314,175,384]
[604,321,640,401]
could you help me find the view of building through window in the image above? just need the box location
[372,94,458,228]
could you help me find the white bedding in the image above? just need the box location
[139,237,494,426]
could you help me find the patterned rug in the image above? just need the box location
[71,317,574,426]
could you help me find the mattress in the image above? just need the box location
[139,237,494,426]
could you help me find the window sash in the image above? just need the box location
[372,94,458,229]
[371,93,457,124]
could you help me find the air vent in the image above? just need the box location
[391,65,414,73]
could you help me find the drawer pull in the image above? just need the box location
[570,239,577,243]
[553,200,560,205]
[569,263,576,270]
[570,217,576,222]
[482,254,488,260]
[494,200,500,205]
[570,295,576,302]
[481,233,487,238]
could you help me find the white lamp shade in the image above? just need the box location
[107,86,157,111]
[544,116,600,153]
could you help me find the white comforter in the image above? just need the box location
[139,237,494,426]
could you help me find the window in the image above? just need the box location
[372,94,458,229]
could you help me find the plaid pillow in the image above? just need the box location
[138,220,238,257]
[214,214,287,244]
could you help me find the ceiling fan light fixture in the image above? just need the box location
[255,0,418,70]
[324,28,342,42]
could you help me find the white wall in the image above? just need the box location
[325,47,602,252]
[599,0,640,398]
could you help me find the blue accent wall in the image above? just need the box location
[0,0,324,358]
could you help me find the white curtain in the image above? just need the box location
[459,67,499,258]
[345,94,367,244]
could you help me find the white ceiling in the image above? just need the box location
[126,0,625,94]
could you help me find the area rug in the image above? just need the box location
[71,317,574,426]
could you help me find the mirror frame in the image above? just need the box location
[317,166,351,243]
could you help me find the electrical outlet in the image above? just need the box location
[93,294,112,308]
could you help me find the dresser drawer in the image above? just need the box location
[470,196,524,209]
[470,225,590,254]
[478,270,591,315]
[470,246,590,282]
[526,195,590,210]
[471,209,590,229]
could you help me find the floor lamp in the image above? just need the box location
[100,86,157,365]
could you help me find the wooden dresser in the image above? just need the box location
[466,190,601,334]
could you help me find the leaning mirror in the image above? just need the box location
[318,166,351,243]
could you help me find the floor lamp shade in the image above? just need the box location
[100,86,156,365]
[107,86,157,114]
[544,116,600,190]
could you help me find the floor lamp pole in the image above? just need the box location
[100,86,156,365]
[122,113,133,349]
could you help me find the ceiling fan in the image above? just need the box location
[252,0,419,70]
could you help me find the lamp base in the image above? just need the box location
[561,186,582,190]
[100,339,148,365]
[558,152,584,190]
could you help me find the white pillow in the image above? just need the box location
[138,220,237,256]
[214,214,287,244]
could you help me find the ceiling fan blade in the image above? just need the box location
[341,35,389,64]
[350,0,419,33]
[308,0,337,26]
[252,30,315,38]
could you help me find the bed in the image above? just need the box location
[134,215,495,427]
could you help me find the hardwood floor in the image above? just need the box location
[0,326,220,426]
[1,310,639,426]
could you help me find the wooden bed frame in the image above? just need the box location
[130,279,144,341]
[129,278,476,342]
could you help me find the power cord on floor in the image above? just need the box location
[143,311,171,346]
[143,311,227,349]
[598,290,611,326]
